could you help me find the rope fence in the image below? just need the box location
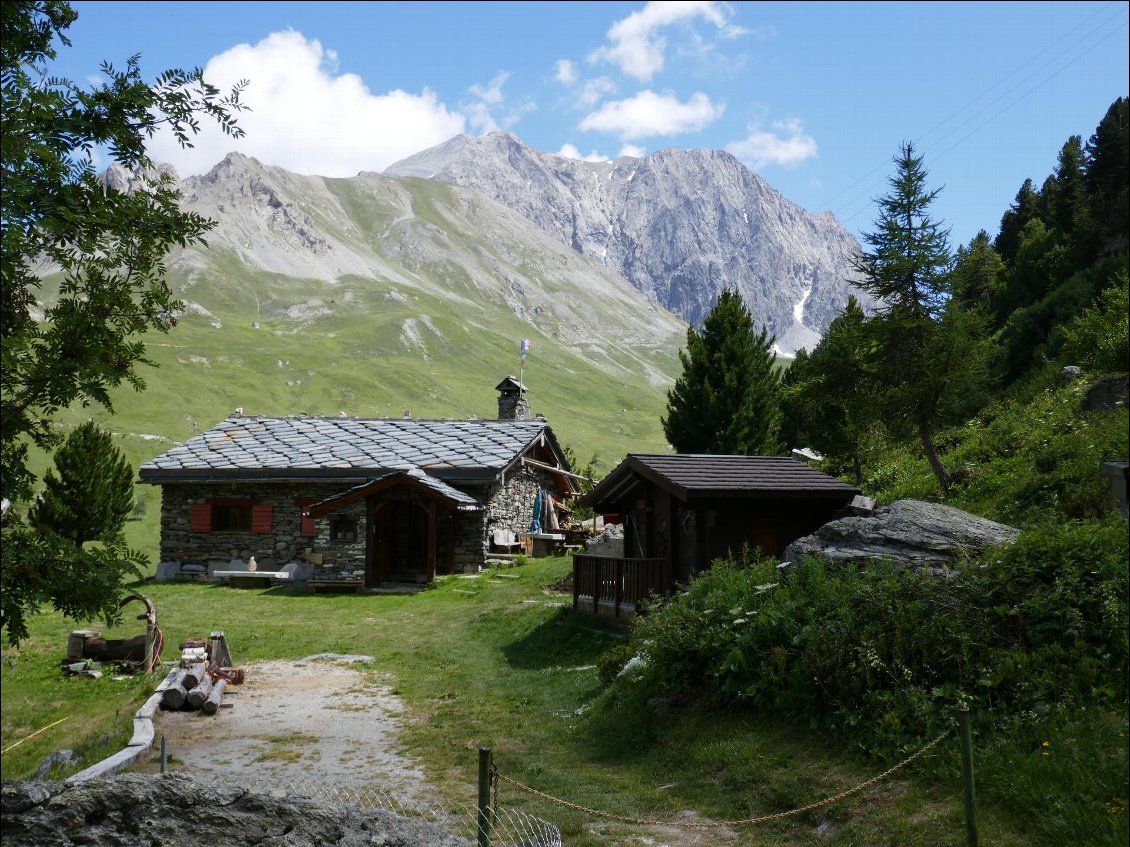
[489,724,957,832]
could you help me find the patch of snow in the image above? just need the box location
[793,285,812,323]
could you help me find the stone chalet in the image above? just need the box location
[139,378,578,588]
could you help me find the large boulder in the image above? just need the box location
[1,773,469,847]
[783,499,1019,571]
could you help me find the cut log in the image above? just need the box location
[186,674,214,709]
[202,679,227,715]
[182,662,207,690]
[161,669,190,710]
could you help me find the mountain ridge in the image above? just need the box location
[387,132,874,353]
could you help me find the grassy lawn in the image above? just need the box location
[3,557,1043,846]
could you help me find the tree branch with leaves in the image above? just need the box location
[1,0,248,644]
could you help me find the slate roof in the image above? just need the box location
[583,453,860,507]
[139,416,552,483]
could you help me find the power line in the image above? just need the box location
[829,3,1128,233]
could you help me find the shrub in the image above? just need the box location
[626,520,1128,755]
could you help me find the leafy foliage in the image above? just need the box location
[0,518,144,645]
[1,0,247,503]
[1059,268,1129,375]
[30,421,134,545]
[662,290,782,454]
[863,376,1128,525]
[0,0,245,644]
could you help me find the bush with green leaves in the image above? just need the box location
[628,520,1127,754]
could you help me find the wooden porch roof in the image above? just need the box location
[306,469,483,518]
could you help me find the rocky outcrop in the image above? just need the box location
[1,774,469,847]
[783,499,1019,571]
[387,132,876,352]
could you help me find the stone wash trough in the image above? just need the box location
[782,499,1020,572]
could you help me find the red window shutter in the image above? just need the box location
[251,504,273,535]
[190,504,213,532]
[296,500,316,535]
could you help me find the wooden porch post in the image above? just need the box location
[445,515,456,575]
[425,501,437,583]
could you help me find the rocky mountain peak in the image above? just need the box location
[387,133,874,353]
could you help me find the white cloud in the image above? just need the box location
[556,144,609,163]
[619,144,647,158]
[589,1,741,81]
[464,71,535,136]
[577,76,617,108]
[725,119,818,169]
[146,31,465,177]
[579,90,723,140]
[554,59,577,85]
[470,71,509,105]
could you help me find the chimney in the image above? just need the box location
[495,376,530,421]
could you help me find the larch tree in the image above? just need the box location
[662,290,783,455]
[851,142,988,489]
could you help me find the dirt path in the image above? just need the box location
[138,655,435,804]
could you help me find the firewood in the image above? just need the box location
[186,674,214,709]
[202,679,227,715]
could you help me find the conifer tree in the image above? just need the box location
[30,421,134,546]
[851,142,988,488]
[780,296,876,484]
[662,290,782,455]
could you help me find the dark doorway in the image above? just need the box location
[366,498,429,587]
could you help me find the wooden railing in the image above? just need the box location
[572,554,669,618]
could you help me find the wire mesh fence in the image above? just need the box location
[197,776,561,847]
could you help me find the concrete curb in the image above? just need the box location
[65,666,181,784]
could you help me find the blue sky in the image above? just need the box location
[56,1,1128,248]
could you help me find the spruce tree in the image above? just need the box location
[662,290,782,455]
[781,296,875,484]
[30,421,134,546]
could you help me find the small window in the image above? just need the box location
[214,503,252,532]
[331,517,359,542]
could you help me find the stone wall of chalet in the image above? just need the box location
[484,465,566,547]
[157,480,494,578]
[156,482,365,572]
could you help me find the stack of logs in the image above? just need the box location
[160,631,244,715]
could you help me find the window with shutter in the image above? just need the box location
[190,503,213,532]
[251,504,273,535]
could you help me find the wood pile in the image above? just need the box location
[160,630,244,715]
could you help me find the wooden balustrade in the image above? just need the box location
[572,554,669,618]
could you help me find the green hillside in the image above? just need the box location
[27,165,695,564]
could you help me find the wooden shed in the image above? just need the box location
[574,454,860,616]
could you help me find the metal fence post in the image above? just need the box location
[957,708,978,847]
[477,746,492,847]
[160,735,167,774]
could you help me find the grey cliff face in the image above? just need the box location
[387,132,875,353]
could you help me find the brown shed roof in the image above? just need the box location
[582,453,860,508]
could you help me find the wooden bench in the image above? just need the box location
[214,570,292,588]
[307,580,364,594]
